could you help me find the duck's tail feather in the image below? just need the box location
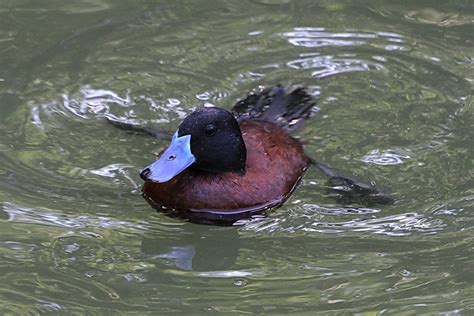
[232,85,316,132]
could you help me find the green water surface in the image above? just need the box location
[0,0,473,314]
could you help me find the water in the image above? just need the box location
[0,0,472,314]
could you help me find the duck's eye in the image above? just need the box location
[204,124,216,136]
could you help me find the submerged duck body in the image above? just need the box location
[140,86,315,218]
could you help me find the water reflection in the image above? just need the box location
[141,225,241,271]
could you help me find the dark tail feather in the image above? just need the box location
[232,85,316,132]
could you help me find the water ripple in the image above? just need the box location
[404,8,474,27]
[282,27,379,48]
[303,204,381,215]
[282,27,405,49]
[279,27,413,78]
[243,209,445,236]
[88,163,137,184]
[62,86,132,119]
[362,149,411,165]
[306,212,445,236]
[3,202,147,231]
[57,86,189,126]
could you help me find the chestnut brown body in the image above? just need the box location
[143,120,310,212]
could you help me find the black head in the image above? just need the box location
[140,107,246,183]
[179,107,246,174]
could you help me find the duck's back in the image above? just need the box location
[142,120,310,213]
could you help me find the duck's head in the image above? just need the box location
[140,107,247,183]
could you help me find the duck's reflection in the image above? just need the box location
[141,225,241,271]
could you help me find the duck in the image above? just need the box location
[139,86,315,220]
[130,85,394,223]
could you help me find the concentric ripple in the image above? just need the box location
[362,149,411,165]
